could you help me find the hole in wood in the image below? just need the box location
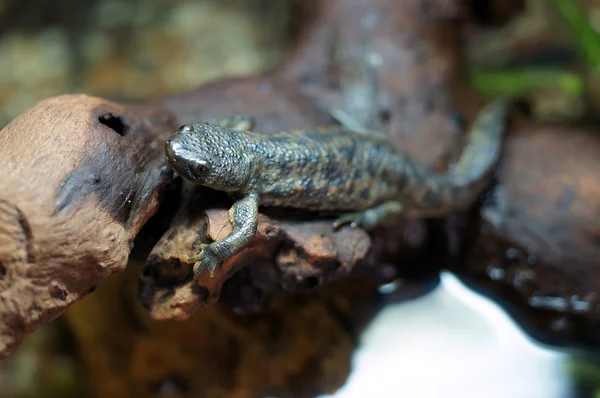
[98,113,129,136]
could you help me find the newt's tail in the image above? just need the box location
[450,98,512,184]
[408,98,513,215]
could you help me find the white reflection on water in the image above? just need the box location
[318,272,571,398]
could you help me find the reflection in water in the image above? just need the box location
[319,272,571,398]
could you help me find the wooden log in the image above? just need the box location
[0,95,177,357]
[457,122,600,348]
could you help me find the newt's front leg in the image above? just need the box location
[190,193,259,278]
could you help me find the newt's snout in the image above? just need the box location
[165,138,192,179]
[164,138,181,165]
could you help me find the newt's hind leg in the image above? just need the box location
[332,201,404,230]
[213,115,256,131]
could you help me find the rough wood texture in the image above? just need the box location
[0,95,177,358]
[139,183,377,320]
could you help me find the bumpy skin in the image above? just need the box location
[165,99,511,277]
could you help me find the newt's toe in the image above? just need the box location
[332,213,362,230]
[192,244,220,279]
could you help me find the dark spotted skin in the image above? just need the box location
[165,99,511,277]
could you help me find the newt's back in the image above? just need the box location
[252,129,408,210]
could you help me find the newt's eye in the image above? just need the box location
[194,160,211,176]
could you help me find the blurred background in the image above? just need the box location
[2,0,600,397]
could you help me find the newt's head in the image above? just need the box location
[165,123,254,192]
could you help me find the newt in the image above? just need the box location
[165,99,512,278]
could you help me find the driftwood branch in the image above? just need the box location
[0,95,177,357]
